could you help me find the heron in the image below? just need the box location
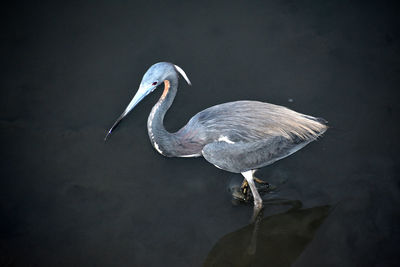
[105,62,327,218]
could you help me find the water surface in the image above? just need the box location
[1,1,399,266]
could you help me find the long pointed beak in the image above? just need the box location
[104,85,153,141]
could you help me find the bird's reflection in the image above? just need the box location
[204,201,331,267]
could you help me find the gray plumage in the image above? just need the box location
[177,101,327,173]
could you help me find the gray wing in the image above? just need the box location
[201,136,312,173]
[183,101,327,144]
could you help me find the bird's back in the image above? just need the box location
[182,100,327,144]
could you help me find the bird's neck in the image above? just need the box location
[147,73,179,156]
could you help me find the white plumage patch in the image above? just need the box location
[179,154,201,158]
[174,65,192,85]
[153,142,163,155]
[218,135,235,144]
[213,164,223,170]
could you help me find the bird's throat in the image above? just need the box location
[160,80,170,100]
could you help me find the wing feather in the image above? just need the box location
[187,101,327,143]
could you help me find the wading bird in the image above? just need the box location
[105,62,327,218]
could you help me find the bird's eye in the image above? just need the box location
[152,82,157,86]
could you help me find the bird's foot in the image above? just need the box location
[231,186,251,203]
[231,176,279,204]
[232,178,277,203]
[254,176,267,184]
[254,176,278,193]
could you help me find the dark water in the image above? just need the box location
[1,1,399,266]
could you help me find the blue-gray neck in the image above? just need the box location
[147,72,180,157]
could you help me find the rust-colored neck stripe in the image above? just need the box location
[161,80,170,100]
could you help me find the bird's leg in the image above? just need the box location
[233,172,273,203]
[254,175,275,192]
[242,170,263,220]
[241,179,249,195]
[254,176,267,184]
[241,174,269,194]
[231,179,250,203]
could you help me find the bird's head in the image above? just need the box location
[104,62,191,141]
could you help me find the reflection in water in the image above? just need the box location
[204,202,331,267]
